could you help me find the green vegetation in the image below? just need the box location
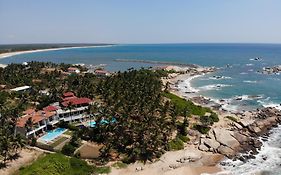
[64,130,73,136]
[93,166,111,174]
[226,116,238,122]
[0,105,25,165]
[168,137,184,150]
[177,134,190,143]
[0,62,222,166]
[17,153,94,175]
[78,69,173,163]
[192,113,219,134]
[61,132,80,156]
[50,137,69,148]
[112,161,128,169]
[61,143,76,156]
[163,92,212,116]
[193,124,210,134]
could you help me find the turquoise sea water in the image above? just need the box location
[1,44,281,174]
[1,44,281,111]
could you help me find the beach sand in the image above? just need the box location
[0,45,114,61]
[0,148,43,175]
[109,145,224,175]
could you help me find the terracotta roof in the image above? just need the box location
[63,92,75,97]
[62,97,92,107]
[62,96,77,101]
[23,109,35,115]
[95,70,109,74]
[43,105,58,112]
[17,111,56,127]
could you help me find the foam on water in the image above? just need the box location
[243,80,258,84]
[219,125,281,175]
[198,84,232,91]
[258,98,281,111]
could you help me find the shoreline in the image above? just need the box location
[163,65,281,175]
[0,44,115,61]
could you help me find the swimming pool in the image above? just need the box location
[39,128,66,142]
[88,118,117,127]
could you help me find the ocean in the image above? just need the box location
[1,43,281,174]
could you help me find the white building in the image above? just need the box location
[16,92,92,137]
[10,85,31,92]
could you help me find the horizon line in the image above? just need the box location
[1,42,281,46]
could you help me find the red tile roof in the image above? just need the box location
[68,67,79,71]
[17,111,56,127]
[43,105,58,112]
[95,70,109,74]
[63,92,75,97]
[62,97,92,107]
[23,109,35,115]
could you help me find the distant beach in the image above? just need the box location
[0,44,115,61]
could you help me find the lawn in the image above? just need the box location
[63,130,73,136]
[16,153,94,175]
[50,136,69,148]
[163,92,212,116]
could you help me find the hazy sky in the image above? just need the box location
[0,0,280,44]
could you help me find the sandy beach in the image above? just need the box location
[0,149,43,175]
[0,45,114,61]
[109,145,224,175]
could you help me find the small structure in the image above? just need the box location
[67,67,80,74]
[94,70,111,77]
[10,85,31,92]
[39,89,50,96]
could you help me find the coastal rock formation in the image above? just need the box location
[212,128,240,150]
[201,138,220,150]
[197,107,281,159]
[260,65,281,74]
[217,145,235,157]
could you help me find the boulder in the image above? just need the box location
[213,128,240,150]
[201,138,220,150]
[217,145,236,158]
[233,122,243,130]
[208,129,216,140]
[231,132,249,144]
[248,125,262,134]
[198,144,209,152]
[239,119,255,127]
[252,139,262,148]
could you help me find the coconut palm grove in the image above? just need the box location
[0,61,218,174]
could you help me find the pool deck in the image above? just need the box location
[37,128,68,144]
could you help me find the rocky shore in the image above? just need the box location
[260,65,281,74]
[198,107,281,161]
[162,65,281,173]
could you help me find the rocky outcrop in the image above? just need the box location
[201,138,220,150]
[260,65,281,75]
[217,145,235,157]
[212,128,240,150]
[197,107,281,159]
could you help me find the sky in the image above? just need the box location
[0,0,280,44]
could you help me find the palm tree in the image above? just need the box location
[25,117,34,136]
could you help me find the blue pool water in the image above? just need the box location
[39,128,66,142]
[89,118,117,127]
